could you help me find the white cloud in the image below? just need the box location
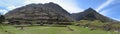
[0,9,8,14]
[24,0,83,13]
[100,10,108,15]
[113,18,120,21]
[7,5,16,10]
[96,0,114,11]
[0,5,17,14]
[100,10,120,21]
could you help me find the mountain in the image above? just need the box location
[71,8,116,22]
[5,2,75,24]
[5,2,118,24]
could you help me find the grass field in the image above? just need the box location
[0,25,119,34]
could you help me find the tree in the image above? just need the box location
[0,15,5,24]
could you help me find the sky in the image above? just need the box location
[0,0,120,21]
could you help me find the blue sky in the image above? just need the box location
[0,0,120,21]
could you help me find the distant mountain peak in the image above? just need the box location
[48,2,56,4]
[84,8,97,13]
[25,2,57,6]
[71,8,116,22]
[88,7,93,10]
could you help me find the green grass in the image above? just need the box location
[0,25,119,34]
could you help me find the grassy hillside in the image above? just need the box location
[0,25,119,34]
